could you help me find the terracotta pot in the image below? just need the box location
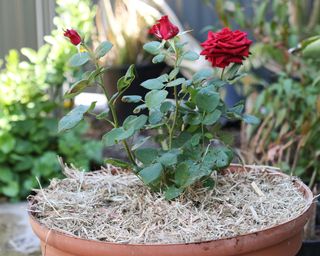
[29,165,314,256]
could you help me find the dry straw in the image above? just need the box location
[28,164,309,244]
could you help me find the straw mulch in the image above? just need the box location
[28,164,310,244]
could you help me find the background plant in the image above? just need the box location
[0,0,102,201]
[205,0,320,187]
[59,20,258,200]
[245,37,320,188]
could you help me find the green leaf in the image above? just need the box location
[0,167,13,183]
[141,78,165,90]
[117,64,135,91]
[157,74,169,83]
[190,133,202,146]
[183,51,199,61]
[206,78,226,89]
[105,158,132,169]
[227,101,244,119]
[303,39,320,59]
[300,35,320,49]
[149,109,163,124]
[88,67,109,81]
[65,79,89,98]
[192,69,213,83]
[122,95,142,103]
[143,41,161,55]
[0,133,15,154]
[224,63,242,81]
[145,90,168,109]
[135,148,158,164]
[139,163,163,184]
[123,115,148,131]
[255,1,268,26]
[202,177,215,189]
[165,186,183,200]
[169,68,180,80]
[160,101,174,113]
[195,87,220,112]
[69,52,90,67]
[158,150,180,167]
[217,131,234,145]
[203,110,221,125]
[21,48,38,63]
[174,162,191,187]
[133,104,147,114]
[2,181,19,197]
[31,152,58,176]
[243,114,260,125]
[96,110,109,120]
[15,156,34,172]
[131,136,151,151]
[152,54,166,63]
[103,127,135,147]
[183,113,202,125]
[95,41,113,59]
[166,78,185,87]
[204,147,233,169]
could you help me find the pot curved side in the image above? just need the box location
[29,165,314,256]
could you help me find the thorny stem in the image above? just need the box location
[168,42,180,149]
[83,44,137,166]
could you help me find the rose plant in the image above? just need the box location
[28,15,314,256]
[61,16,257,199]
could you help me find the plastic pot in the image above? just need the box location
[29,165,313,256]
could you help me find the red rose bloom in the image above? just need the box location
[200,28,252,68]
[149,16,179,40]
[64,29,82,46]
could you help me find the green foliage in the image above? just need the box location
[95,41,113,59]
[0,0,102,201]
[69,52,91,67]
[248,73,320,185]
[58,103,96,132]
[212,0,320,186]
[62,18,255,201]
[143,41,162,55]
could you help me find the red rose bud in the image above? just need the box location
[64,29,82,46]
[200,28,252,68]
[149,16,179,40]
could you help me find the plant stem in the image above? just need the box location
[168,42,180,149]
[83,43,137,166]
[221,68,225,80]
[201,111,206,149]
[97,78,136,166]
[169,86,179,149]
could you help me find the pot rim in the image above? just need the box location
[28,163,314,247]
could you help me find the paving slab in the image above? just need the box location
[0,203,40,256]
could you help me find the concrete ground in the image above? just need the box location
[0,203,41,256]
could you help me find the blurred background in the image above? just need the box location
[0,0,319,255]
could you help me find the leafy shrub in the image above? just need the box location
[0,0,102,201]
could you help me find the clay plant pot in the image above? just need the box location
[29,165,314,256]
